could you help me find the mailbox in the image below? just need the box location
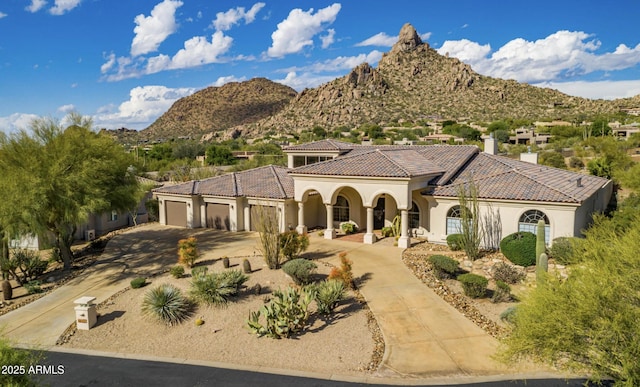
[74,296,97,330]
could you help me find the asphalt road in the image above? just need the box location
[30,350,611,387]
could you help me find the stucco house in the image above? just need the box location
[152,139,612,248]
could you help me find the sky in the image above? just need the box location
[1,0,640,133]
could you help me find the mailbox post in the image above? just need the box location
[74,296,97,330]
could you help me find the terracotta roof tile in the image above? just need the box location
[153,165,293,200]
[426,153,609,204]
[283,139,360,152]
[290,148,445,178]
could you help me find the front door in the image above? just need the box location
[373,197,385,229]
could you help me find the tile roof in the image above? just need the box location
[290,147,446,178]
[283,139,360,152]
[153,165,294,199]
[425,153,609,204]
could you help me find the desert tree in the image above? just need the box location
[0,114,139,269]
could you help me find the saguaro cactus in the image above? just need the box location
[536,253,549,285]
[536,220,546,265]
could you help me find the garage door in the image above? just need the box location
[249,205,278,231]
[206,203,230,230]
[165,201,187,227]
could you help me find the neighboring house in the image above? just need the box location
[153,139,612,249]
[12,177,160,250]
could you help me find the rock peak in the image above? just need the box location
[391,23,423,53]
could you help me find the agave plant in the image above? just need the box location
[190,270,248,306]
[141,284,192,326]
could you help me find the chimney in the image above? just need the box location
[520,146,538,164]
[576,177,582,187]
[484,133,498,155]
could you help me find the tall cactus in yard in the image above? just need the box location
[536,220,546,266]
[536,253,549,285]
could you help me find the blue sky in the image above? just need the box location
[1,0,640,132]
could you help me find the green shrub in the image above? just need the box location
[381,226,393,237]
[279,230,310,260]
[190,270,248,306]
[0,249,48,286]
[492,262,525,284]
[24,280,43,294]
[308,279,345,314]
[177,237,198,267]
[427,255,459,279]
[246,287,313,339]
[491,280,512,303]
[340,222,357,234]
[282,259,317,285]
[569,156,584,169]
[141,284,192,326]
[500,306,517,324]
[0,335,42,387]
[549,237,582,265]
[170,265,185,279]
[457,273,488,298]
[130,277,147,289]
[500,232,537,267]
[446,234,463,251]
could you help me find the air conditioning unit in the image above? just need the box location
[85,229,96,241]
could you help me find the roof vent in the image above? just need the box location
[576,177,582,187]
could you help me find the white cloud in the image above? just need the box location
[146,31,233,73]
[94,85,197,129]
[438,38,491,62]
[0,12,6,19]
[49,0,81,15]
[0,113,39,134]
[534,80,640,100]
[212,2,265,31]
[291,50,383,73]
[355,32,396,47]
[26,0,47,13]
[274,71,336,91]
[320,28,335,49]
[131,0,183,57]
[100,52,116,73]
[420,32,431,41]
[57,104,76,113]
[438,30,640,84]
[211,75,247,87]
[267,3,341,58]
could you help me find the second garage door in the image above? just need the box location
[206,203,230,230]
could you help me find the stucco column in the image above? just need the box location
[296,201,307,235]
[364,206,376,244]
[325,204,336,239]
[398,209,411,248]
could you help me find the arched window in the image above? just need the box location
[409,201,420,229]
[446,205,462,235]
[333,195,350,222]
[518,210,550,242]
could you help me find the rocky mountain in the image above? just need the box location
[141,77,297,140]
[225,23,635,139]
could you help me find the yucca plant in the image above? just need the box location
[141,284,192,326]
